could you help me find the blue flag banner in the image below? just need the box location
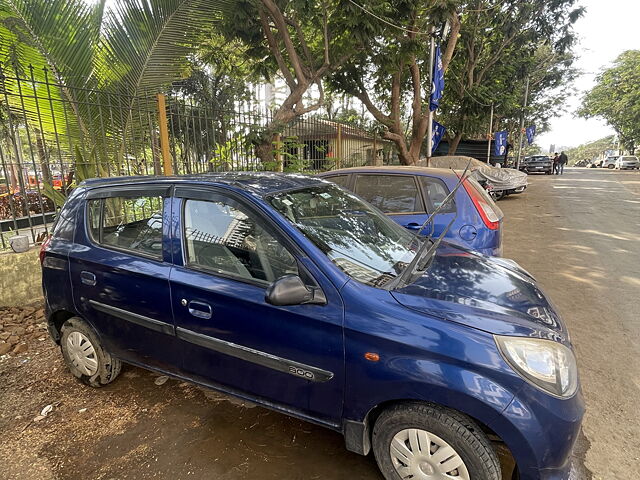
[494,131,508,157]
[525,125,536,145]
[432,120,446,153]
[430,45,444,112]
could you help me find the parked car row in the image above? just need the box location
[41,171,581,480]
[587,155,639,169]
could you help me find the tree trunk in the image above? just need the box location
[35,131,52,185]
[448,132,463,155]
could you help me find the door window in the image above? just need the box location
[87,195,164,258]
[354,175,425,214]
[419,177,456,213]
[183,199,298,285]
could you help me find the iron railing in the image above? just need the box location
[0,65,394,250]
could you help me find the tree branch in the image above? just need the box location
[258,8,297,90]
[260,0,307,84]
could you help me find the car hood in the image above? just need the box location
[391,242,568,342]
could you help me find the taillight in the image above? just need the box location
[462,179,501,230]
[39,235,52,264]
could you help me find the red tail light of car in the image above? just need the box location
[39,235,52,264]
[462,178,502,230]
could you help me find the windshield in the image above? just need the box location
[269,184,423,287]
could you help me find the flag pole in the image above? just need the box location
[486,103,494,164]
[516,76,530,170]
[426,26,436,166]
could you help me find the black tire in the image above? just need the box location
[607,164,615,169]
[60,317,122,387]
[372,402,501,480]
[492,191,505,201]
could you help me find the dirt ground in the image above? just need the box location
[1,167,638,480]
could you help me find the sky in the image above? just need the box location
[536,0,640,151]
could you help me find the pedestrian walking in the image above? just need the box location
[552,153,559,174]
[558,151,568,175]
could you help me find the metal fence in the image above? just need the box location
[0,66,393,250]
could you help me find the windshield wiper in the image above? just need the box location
[413,160,473,238]
[383,161,472,291]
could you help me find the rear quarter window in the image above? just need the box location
[321,174,350,189]
[418,176,456,214]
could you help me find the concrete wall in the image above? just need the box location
[0,249,42,307]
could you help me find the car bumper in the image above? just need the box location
[499,382,585,480]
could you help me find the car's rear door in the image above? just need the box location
[352,173,456,238]
[168,186,345,424]
[69,185,179,372]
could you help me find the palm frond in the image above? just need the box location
[99,0,236,97]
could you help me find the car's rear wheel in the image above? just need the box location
[608,164,615,169]
[60,317,121,387]
[372,403,501,480]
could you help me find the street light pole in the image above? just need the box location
[426,26,436,166]
[516,76,530,170]
[486,103,494,164]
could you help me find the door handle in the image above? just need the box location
[80,271,96,286]
[186,300,212,320]
[404,222,421,230]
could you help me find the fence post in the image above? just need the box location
[336,125,342,169]
[156,93,173,176]
[275,133,283,172]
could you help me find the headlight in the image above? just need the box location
[495,336,578,398]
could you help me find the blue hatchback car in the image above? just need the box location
[318,166,504,256]
[41,173,583,480]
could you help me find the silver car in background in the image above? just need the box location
[615,156,639,170]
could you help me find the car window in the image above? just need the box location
[88,195,164,258]
[183,199,298,285]
[418,177,456,214]
[354,175,425,214]
[322,174,350,189]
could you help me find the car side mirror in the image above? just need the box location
[265,275,326,306]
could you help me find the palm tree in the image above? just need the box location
[0,0,235,176]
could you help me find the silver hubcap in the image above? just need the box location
[390,429,470,480]
[66,331,98,376]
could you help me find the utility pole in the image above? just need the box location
[486,103,494,164]
[425,26,436,166]
[516,76,530,170]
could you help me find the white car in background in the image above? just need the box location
[615,156,639,170]
[601,156,618,169]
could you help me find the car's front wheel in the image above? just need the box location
[60,317,122,387]
[372,403,501,480]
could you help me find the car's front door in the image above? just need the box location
[168,187,345,424]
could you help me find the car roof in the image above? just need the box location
[318,165,461,179]
[79,172,328,196]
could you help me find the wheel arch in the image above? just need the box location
[344,397,518,477]
[47,309,76,344]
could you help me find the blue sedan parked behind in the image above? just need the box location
[318,166,504,256]
[41,173,582,480]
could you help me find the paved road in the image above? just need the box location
[2,167,638,480]
[499,167,640,479]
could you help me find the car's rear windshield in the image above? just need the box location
[268,184,422,287]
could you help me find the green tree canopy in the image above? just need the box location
[328,0,460,165]
[437,0,583,154]
[564,135,616,164]
[578,50,640,154]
